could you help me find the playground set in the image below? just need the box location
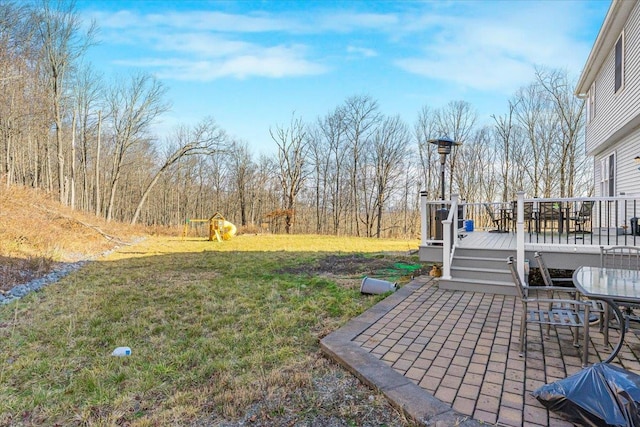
[182,212,237,242]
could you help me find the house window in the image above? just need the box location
[600,152,616,196]
[587,82,595,122]
[615,32,624,93]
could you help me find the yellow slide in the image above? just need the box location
[220,221,237,240]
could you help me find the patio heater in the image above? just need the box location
[428,136,461,241]
[429,136,461,202]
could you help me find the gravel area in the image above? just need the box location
[0,260,87,305]
[0,240,137,305]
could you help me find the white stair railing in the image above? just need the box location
[516,191,525,283]
[442,194,459,280]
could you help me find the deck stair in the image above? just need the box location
[438,247,516,296]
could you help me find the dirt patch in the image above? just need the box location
[278,253,427,283]
[528,267,574,287]
[195,355,415,427]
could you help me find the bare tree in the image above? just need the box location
[535,67,586,197]
[492,101,520,201]
[270,114,309,234]
[341,95,381,236]
[0,1,46,188]
[436,101,477,198]
[414,105,439,198]
[307,124,330,233]
[319,107,348,234]
[514,81,557,197]
[453,126,495,203]
[227,139,255,227]
[104,72,170,221]
[131,118,226,224]
[71,63,103,211]
[35,0,96,204]
[371,115,410,237]
[95,110,102,216]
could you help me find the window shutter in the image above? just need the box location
[615,34,623,92]
[609,153,615,196]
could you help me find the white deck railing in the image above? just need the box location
[421,193,640,284]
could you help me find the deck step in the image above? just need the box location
[450,266,512,282]
[445,250,515,295]
[439,277,516,296]
[453,255,510,269]
[454,248,515,258]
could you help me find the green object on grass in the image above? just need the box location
[371,262,423,281]
[392,262,422,271]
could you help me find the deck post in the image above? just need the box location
[516,191,525,283]
[420,191,428,245]
[442,218,451,279]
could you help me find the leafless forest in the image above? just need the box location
[0,1,592,238]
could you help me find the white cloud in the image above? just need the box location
[315,12,400,33]
[89,11,327,80]
[89,9,287,32]
[153,33,252,58]
[346,46,377,58]
[394,1,600,94]
[115,46,328,81]
[151,11,288,32]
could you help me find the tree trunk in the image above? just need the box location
[70,110,76,209]
[131,172,163,225]
[107,171,119,222]
[95,111,101,217]
[55,97,65,204]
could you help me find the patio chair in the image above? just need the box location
[524,202,538,234]
[483,203,508,233]
[570,201,594,234]
[535,251,604,326]
[538,202,564,234]
[507,256,591,367]
[601,246,640,269]
[601,246,640,332]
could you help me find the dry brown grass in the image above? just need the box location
[0,183,149,289]
[0,184,147,259]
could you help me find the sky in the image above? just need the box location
[76,0,612,155]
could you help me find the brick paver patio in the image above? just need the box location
[322,275,640,426]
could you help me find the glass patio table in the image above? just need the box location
[573,266,640,363]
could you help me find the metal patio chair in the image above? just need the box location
[523,201,538,234]
[535,251,604,327]
[537,202,565,234]
[601,246,640,270]
[601,246,640,334]
[570,200,594,234]
[507,256,591,367]
[483,203,508,233]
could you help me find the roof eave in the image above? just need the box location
[575,0,636,96]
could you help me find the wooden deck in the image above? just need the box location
[459,230,603,254]
[458,230,516,250]
[420,230,605,270]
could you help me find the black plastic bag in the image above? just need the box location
[533,363,640,426]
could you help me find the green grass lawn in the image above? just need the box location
[0,235,423,426]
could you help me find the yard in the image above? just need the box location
[0,234,424,426]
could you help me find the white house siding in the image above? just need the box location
[593,128,640,230]
[594,127,640,197]
[586,1,640,156]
